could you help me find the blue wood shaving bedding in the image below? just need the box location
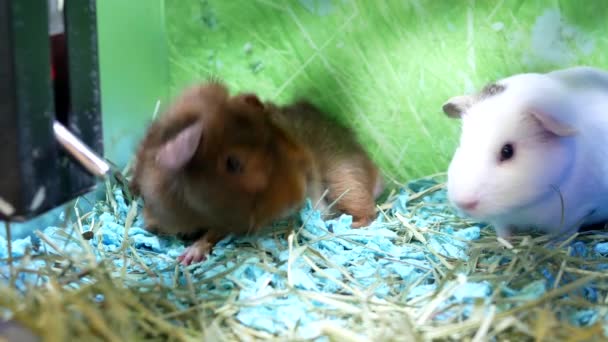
[1,178,608,339]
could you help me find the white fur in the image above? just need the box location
[445,66,608,238]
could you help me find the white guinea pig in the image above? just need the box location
[442,66,608,239]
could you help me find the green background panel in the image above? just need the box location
[166,0,608,182]
[98,0,170,168]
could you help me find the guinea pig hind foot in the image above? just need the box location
[178,230,226,266]
[325,167,378,229]
[334,196,377,229]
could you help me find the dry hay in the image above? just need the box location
[1,171,607,342]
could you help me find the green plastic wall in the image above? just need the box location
[98,0,170,168]
[166,0,608,182]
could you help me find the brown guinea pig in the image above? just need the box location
[130,80,383,266]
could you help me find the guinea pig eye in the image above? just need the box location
[226,155,244,173]
[499,143,515,162]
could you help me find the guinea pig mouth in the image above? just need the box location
[457,203,517,223]
[452,204,482,219]
[448,186,507,220]
[448,197,493,221]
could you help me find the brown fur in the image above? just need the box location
[479,83,506,99]
[130,82,382,265]
[269,101,381,227]
[443,82,507,118]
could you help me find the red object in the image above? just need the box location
[50,33,70,120]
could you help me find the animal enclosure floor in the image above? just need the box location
[1,177,608,341]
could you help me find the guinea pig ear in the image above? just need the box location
[156,121,204,171]
[270,121,311,164]
[442,95,474,118]
[238,93,265,111]
[529,109,578,137]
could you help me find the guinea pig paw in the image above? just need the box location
[351,216,373,229]
[495,225,514,241]
[178,240,212,266]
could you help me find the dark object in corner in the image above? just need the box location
[0,0,103,222]
[0,319,39,342]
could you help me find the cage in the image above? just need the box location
[1,1,608,341]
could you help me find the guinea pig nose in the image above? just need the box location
[455,198,479,211]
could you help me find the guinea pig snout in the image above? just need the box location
[453,197,479,212]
